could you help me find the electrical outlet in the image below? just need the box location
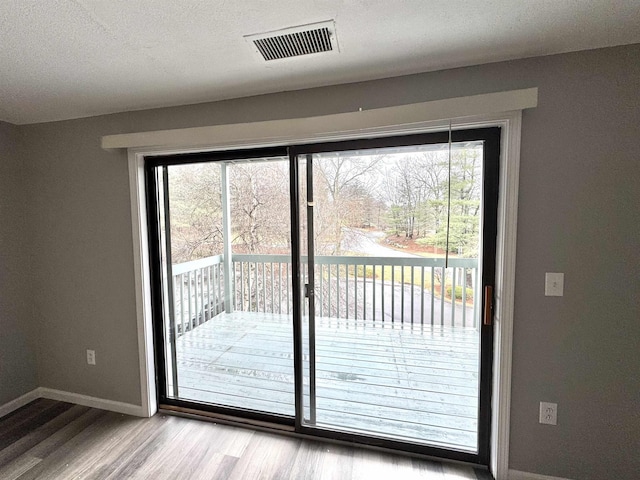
[539,402,557,425]
[86,349,96,365]
[545,272,564,296]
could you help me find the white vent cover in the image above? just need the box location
[245,20,339,61]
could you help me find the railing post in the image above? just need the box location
[221,163,234,313]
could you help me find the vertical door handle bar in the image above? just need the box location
[484,285,493,326]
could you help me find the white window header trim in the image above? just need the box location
[102,88,537,151]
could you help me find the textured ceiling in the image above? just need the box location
[1,0,639,124]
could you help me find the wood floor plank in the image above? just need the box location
[225,431,301,480]
[0,401,74,453]
[308,443,356,480]
[86,415,186,479]
[0,408,105,479]
[0,403,83,466]
[16,411,146,480]
[0,399,57,433]
[0,454,41,480]
[185,417,255,458]
[288,440,335,480]
[105,417,200,480]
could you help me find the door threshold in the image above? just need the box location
[159,404,295,433]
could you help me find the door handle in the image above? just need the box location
[484,285,493,326]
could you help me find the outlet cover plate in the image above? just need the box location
[539,401,557,425]
[545,272,564,296]
[86,349,96,365]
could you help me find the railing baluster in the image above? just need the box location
[201,268,205,322]
[345,264,349,320]
[231,261,235,310]
[197,269,202,325]
[328,264,332,317]
[462,267,467,327]
[210,264,214,316]
[473,266,479,328]
[372,264,376,323]
[262,261,266,313]
[336,262,340,320]
[451,266,457,327]
[410,265,415,325]
[195,269,199,326]
[248,262,252,311]
[401,266,405,325]
[194,268,202,325]
[440,266,446,326]
[391,266,395,323]
[256,262,267,313]
[236,262,239,311]
[247,262,251,311]
[216,264,224,314]
[270,262,274,314]
[420,265,425,325]
[253,261,258,312]
[319,264,324,318]
[353,264,357,320]
[217,263,222,314]
[286,265,290,315]
[255,261,258,312]
[430,267,435,326]
[180,273,185,334]
[172,275,179,337]
[362,264,366,322]
[278,263,282,314]
[200,269,204,324]
[381,264,385,323]
[194,269,199,326]
[187,271,192,330]
[206,266,211,319]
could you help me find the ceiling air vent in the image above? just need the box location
[245,20,339,61]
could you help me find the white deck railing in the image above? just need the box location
[171,254,479,337]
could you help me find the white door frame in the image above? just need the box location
[121,103,527,480]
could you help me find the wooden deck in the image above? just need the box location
[171,312,480,453]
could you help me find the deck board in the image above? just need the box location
[171,312,480,452]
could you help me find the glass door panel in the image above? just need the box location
[297,136,495,455]
[151,155,295,418]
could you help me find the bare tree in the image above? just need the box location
[314,154,383,254]
[168,163,223,263]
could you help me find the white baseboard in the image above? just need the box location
[0,387,145,419]
[509,469,574,480]
[0,388,40,418]
[37,388,145,417]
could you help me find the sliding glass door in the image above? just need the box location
[293,128,499,463]
[147,149,296,421]
[147,128,499,465]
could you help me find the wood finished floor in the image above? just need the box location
[0,399,493,479]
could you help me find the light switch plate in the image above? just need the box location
[545,272,564,296]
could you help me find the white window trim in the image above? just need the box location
[120,93,533,480]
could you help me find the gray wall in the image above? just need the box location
[0,121,38,404]
[12,43,640,478]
